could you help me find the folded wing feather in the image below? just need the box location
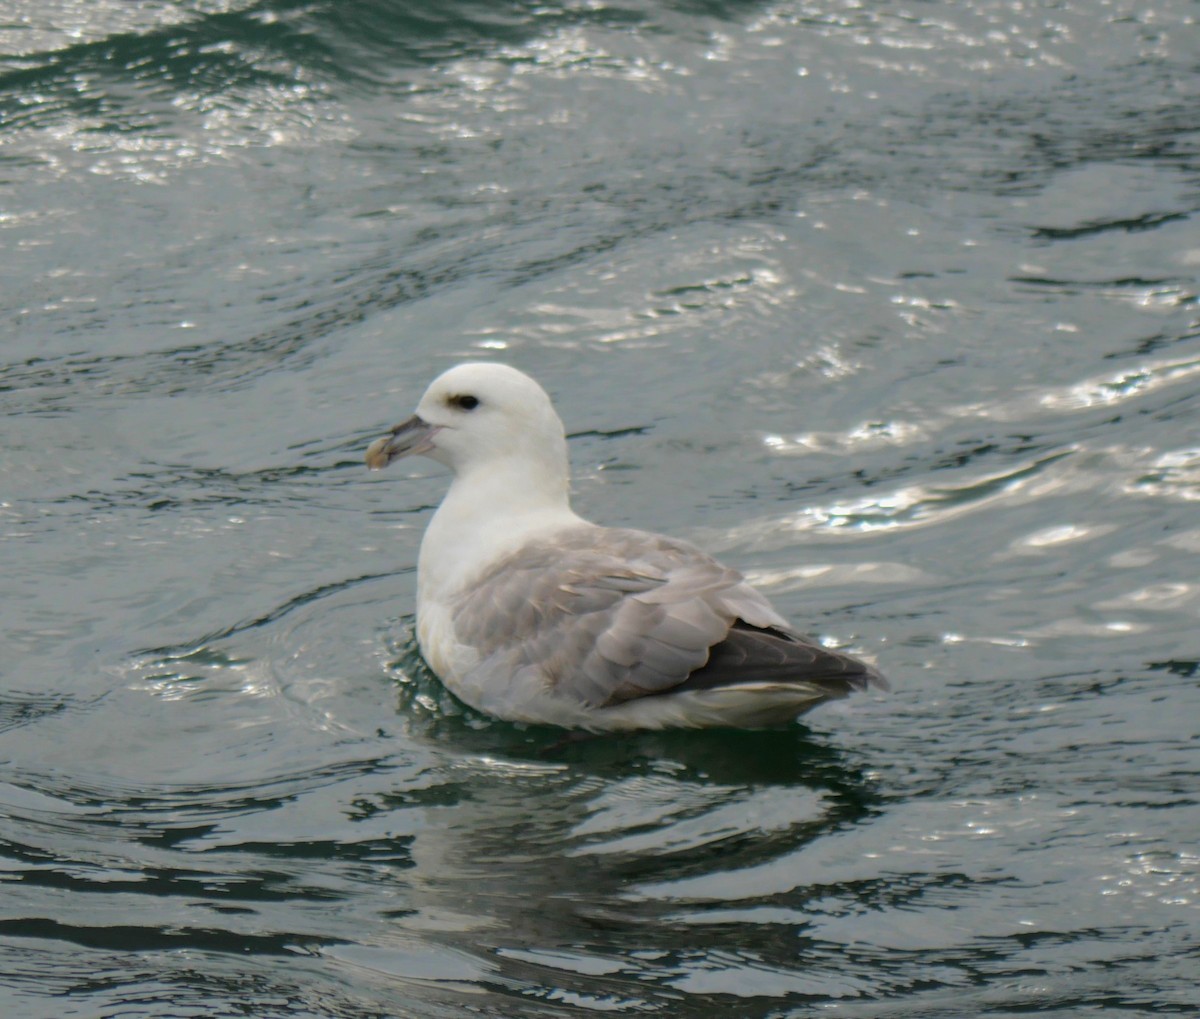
[449,525,883,711]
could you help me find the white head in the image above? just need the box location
[365,363,570,489]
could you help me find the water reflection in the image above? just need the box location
[345,708,881,1009]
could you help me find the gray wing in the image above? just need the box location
[450,526,883,710]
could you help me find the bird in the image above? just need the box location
[365,362,886,730]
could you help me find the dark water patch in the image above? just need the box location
[307,0,647,86]
[1008,274,1197,302]
[0,353,120,410]
[0,916,339,956]
[6,855,357,904]
[1104,327,1200,361]
[568,423,655,443]
[211,835,415,865]
[0,2,337,128]
[0,691,81,733]
[1031,210,1192,241]
[1149,658,1199,678]
[0,0,693,137]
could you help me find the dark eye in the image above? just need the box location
[450,394,480,411]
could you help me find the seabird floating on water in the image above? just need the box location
[366,362,886,730]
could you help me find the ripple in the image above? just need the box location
[731,448,1076,539]
[1038,355,1200,412]
[1097,849,1199,911]
[1127,446,1200,501]
[0,690,79,734]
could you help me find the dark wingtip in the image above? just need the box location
[863,664,890,693]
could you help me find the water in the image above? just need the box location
[3,1,1198,1015]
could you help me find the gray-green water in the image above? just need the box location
[3,2,1198,1016]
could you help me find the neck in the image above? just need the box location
[417,455,584,604]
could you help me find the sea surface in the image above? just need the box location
[2,1,1198,1016]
